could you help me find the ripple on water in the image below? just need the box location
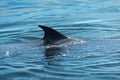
[0,0,120,80]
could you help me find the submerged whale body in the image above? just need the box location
[1,25,120,59]
[0,25,83,51]
[0,25,84,58]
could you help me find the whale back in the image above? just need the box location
[38,25,67,44]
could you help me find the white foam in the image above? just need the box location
[45,38,86,48]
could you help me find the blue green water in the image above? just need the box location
[0,0,120,80]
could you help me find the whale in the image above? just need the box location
[0,25,120,59]
[0,25,83,58]
[39,25,84,45]
[39,25,68,45]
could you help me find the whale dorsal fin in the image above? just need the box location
[39,25,67,44]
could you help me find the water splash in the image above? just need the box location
[44,38,86,48]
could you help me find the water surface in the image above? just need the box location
[0,0,120,80]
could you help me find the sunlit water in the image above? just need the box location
[0,0,120,80]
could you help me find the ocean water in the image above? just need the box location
[0,0,120,80]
